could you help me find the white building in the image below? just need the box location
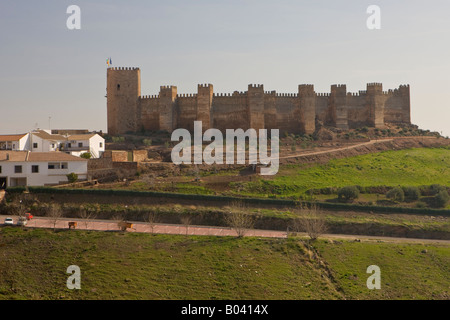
[0,151,88,188]
[0,130,105,159]
[59,133,105,158]
[0,134,31,151]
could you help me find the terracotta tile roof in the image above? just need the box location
[28,152,88,162]
[67,133,97,140]
[0,134,27,142]
[0,151,87,162]
[32,130,100,142]
[32,130,66,141]
[0,151,28,161]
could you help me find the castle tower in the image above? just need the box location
[399,84,411,123]
[367,83,386,128]
[247,84,265,131]
[330,84,348,130]
[298,84,316,134]
[107,67,141,135]
[159,85,177,132]
[197,84,213,132]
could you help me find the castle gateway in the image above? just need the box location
[106,67,410,135]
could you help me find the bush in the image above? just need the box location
[386,187,405,202]
[435,190,449,208]
[403,186,420,201]
[415,202,427,209]
[143,138,152,146]
[337,186,360,202]
[80,152,91,159]
[430,184,446,196]
[66,173,78,184]
[112,136,125,143]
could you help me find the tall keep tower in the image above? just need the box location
[367,83,385,128]
[107,67,141,135]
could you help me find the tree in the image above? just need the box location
[145,212,159,234]
[224,201,255,238]
[79,206,96,229]
[80,152,91,159]
[66,172,78,184]
[292,203,327,241]
[386,187,405,202]
[46,203,62,231]
[435,190,449,208]
[403,186,420,201]
[180,215,193,236]
[337,186,359,202]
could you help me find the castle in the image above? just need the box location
[106,67,411,136]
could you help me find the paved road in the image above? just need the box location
[1,215,449,244]
[0,215,287,238]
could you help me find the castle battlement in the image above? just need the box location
[106,67,411,135]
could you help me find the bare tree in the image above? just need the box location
[292,203,327,241]
[224,201,255,238]
[46,203,62,231]
[145,212,159,234]
[180,215,193,236]
[112,213,124,231]
[79,207,96,230]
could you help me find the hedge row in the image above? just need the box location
[5,186,450,216]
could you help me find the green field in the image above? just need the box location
[0,227,448,300]
[232,147,450,198]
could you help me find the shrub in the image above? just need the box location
[80,152,91,159]
[435,190,449,208]
[430,184,446,196]
[386,187,405,202]
[337,186,360,202]
[112,136,125,143]
[143,138,152,146]
[415,201,427,209]
[66,173,78,184]
[403,186,420,201]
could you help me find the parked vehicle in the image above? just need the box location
[4,217,14,225]
[25,213,33,220]
[17,216,27,226]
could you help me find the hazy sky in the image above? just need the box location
[0,0,449,136]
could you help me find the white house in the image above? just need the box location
[28,130,105,158]
[0,151,88,188]
[60,133,105,158]
[30,130,66,152]
[0,134,31,151]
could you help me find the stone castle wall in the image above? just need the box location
[106,67,411,136]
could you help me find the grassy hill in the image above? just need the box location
[0,227,448,300]
[232,147,450,198]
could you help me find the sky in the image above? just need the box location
[0,0,449,136]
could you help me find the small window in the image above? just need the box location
[0,166,2,173]
[117,84,120,90]
[78,142,83,148]
[99,142,103,148]
[51,144,55,148]
[61,162,68,169]
[68,143,72,148]
[32,165,39,173]
[48,163,60,170]
[14,165,22,173]
[33,143,38,148]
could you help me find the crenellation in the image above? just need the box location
[107,66,411,135]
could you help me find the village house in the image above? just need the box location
[0,130,105,159]
[0,151,88,188]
